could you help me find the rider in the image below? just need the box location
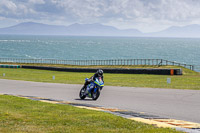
[83,69,104,93]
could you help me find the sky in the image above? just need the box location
[0,0,200,32]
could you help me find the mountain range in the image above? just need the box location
[0,22,200,38]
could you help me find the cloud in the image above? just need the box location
[29,0,45,4]
[0,0,34,19]
[1,0,200,31]
[49,0,200,27]
[0,0,17,14]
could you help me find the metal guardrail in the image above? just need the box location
[0,58,195,71]
[159,59,194,71]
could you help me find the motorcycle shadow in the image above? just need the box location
[74,98,94,101]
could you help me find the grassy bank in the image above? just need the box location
[0,95,180,132]
[0,62,192,69]
[0,66,200,90]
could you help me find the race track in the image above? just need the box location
[0,79,200,123]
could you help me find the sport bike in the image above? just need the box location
[79,77,104,100]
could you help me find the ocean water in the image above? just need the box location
[0,35,200,66]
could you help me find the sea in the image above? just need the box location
[0,35,200,68]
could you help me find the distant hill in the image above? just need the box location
[0,22,142,36]
[0,22,68,35]
[147,24,200,38]
[0,22,200,38]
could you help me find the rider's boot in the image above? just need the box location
[84,87,89,95]
[83,80,90,95]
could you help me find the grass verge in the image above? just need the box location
[0,94,181,133]
[0,66,200,90]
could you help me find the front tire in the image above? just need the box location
[79,86,86,99]
[91,89,100,100]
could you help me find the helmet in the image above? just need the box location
[97,69,103,76]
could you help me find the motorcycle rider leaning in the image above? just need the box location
[83,69,104,93]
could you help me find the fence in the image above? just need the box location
[194,65,200,72]
[0,58,195,71]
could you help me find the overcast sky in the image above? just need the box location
[0,0,200,32]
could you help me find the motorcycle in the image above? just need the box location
[79,77,104,100]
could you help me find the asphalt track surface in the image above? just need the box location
[0,79,200,123]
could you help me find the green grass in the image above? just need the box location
[0,67,200,90]
[0,95,181,133]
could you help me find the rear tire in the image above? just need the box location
[91,89,100,100]
[79,86,86,99]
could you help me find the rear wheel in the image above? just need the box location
[91,89,100,100]
[79,86,86,99]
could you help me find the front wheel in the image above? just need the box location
[91,89,100,100]
[79,86,86,99]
